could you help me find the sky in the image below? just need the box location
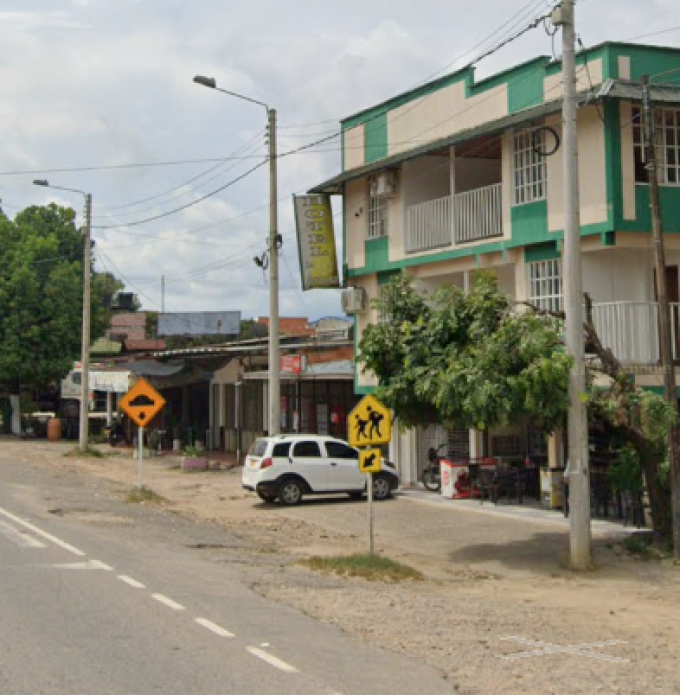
[1,0,679,325]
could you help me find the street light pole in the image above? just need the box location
[193,76,280,435]
[33,180,92,451]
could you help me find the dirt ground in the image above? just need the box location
[4,439,680,695]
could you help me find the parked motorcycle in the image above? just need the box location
[421,443,447,492]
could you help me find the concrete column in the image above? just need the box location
[548,429,564,469]
[106,392,113,427]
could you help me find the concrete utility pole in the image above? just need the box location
[192,76,280,436]
[33,180,92,452]
[555,0,591,568]
[80,193,93,452]
[267,107,281,435]
[641,75,680,557]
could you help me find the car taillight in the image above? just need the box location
[260,457,273,469]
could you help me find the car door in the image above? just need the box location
[324,440,363,491]
[290,440,328,491]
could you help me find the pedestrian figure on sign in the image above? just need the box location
[367,406,384,439]
[355,414,369,440]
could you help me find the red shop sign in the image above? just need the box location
[280,355,303,374]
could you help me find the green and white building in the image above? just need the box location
[310,42,680,484]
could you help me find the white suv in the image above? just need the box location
[242,434,399,505]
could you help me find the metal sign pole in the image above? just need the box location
[138,426,144,489]
[367,470,374,555]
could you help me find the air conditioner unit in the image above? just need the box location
[341,287,367,315]
[372,170,397,198]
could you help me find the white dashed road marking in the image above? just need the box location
[195,618,235,638]
[246,646,299,673]
[118,574,145,589]
[152,593,185,611]
[0,518,47,548]
[0,506,85,556]
[52,560,113,571]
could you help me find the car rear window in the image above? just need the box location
[272,442,291,457]
[248,439,269,457]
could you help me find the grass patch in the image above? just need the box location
[126,486,166,504]
[63,446,103,458]
[301,553,424,583]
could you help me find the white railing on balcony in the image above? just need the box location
[590,301,680,364]
[453,183,503,244]
[405,195,452,253]
[405,183,502,254]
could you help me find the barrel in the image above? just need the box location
[47,418,62,442]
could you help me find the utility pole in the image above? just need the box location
[79,193,93,452]
[161,274,165,314]
[268,107,281,435]
[556,0,591,568]
[192,75,280,437]
[641,74,680,556]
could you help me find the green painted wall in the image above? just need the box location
[634,186,680,233]
[607,43,680,81]
[507,60,545,113]
[510,200,549,246]
[363,237,390,273]
[364,111,388,164]
[524,242,560,262]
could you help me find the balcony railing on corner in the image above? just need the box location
[405,182,503,254]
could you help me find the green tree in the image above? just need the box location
[0,204,119,393]
[358,272,676,537]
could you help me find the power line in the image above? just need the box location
[92,159,268,229]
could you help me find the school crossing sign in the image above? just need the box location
[348,394,391,447]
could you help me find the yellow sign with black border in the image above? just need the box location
[348,394,391,447]
[359,448,382,474]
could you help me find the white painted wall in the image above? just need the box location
[389,79,508,157]
[454,157,501,193]
[620,101,637,221]
[345,178,367,270]
[402,156,450,206]
[344,124,365,170]
[582,248,654,303]
[543,58,603,101]
[355,274,379,389]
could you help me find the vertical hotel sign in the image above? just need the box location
[293,194,339,290]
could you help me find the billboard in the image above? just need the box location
[158,311,241,337]
[293,194,340,290]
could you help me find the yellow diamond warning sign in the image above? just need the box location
[119,378,166,428]
[348,394,391,447]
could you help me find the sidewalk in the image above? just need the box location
[398,488,641,537]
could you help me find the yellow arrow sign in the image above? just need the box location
[359,448,382,474]
[348,394,391,447]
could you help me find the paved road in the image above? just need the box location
[0,454,455,694]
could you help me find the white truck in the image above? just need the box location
[60,365,134,422]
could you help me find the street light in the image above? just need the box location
[193,75,281,436]
[33,179,93,451]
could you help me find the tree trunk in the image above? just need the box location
[632,436,671,539]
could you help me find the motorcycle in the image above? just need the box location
[421,443,448,492]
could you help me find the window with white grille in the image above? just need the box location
[513,128,547,205]
[633,106,680,185]
[528,259,562,312]
[367,178,388,239]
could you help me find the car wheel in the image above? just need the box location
[278,479,304,506]
[373,475,392,500]
[257,490,277,504]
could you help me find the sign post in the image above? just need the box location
[119,378,166,490]
[348,395,392,556]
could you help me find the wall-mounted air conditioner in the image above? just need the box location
[341,287,367,315]
[371,170,398,198]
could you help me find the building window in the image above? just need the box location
[528,259,562,312]
[367,177,388,239]
[513,128,547,205]
[633,106,680,185]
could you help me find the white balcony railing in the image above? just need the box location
[454,183,503,244]
[405,195,452,253]
[405,183,502,253]
[590,301,680,364]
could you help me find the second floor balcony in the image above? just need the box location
[405,183,503,253]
